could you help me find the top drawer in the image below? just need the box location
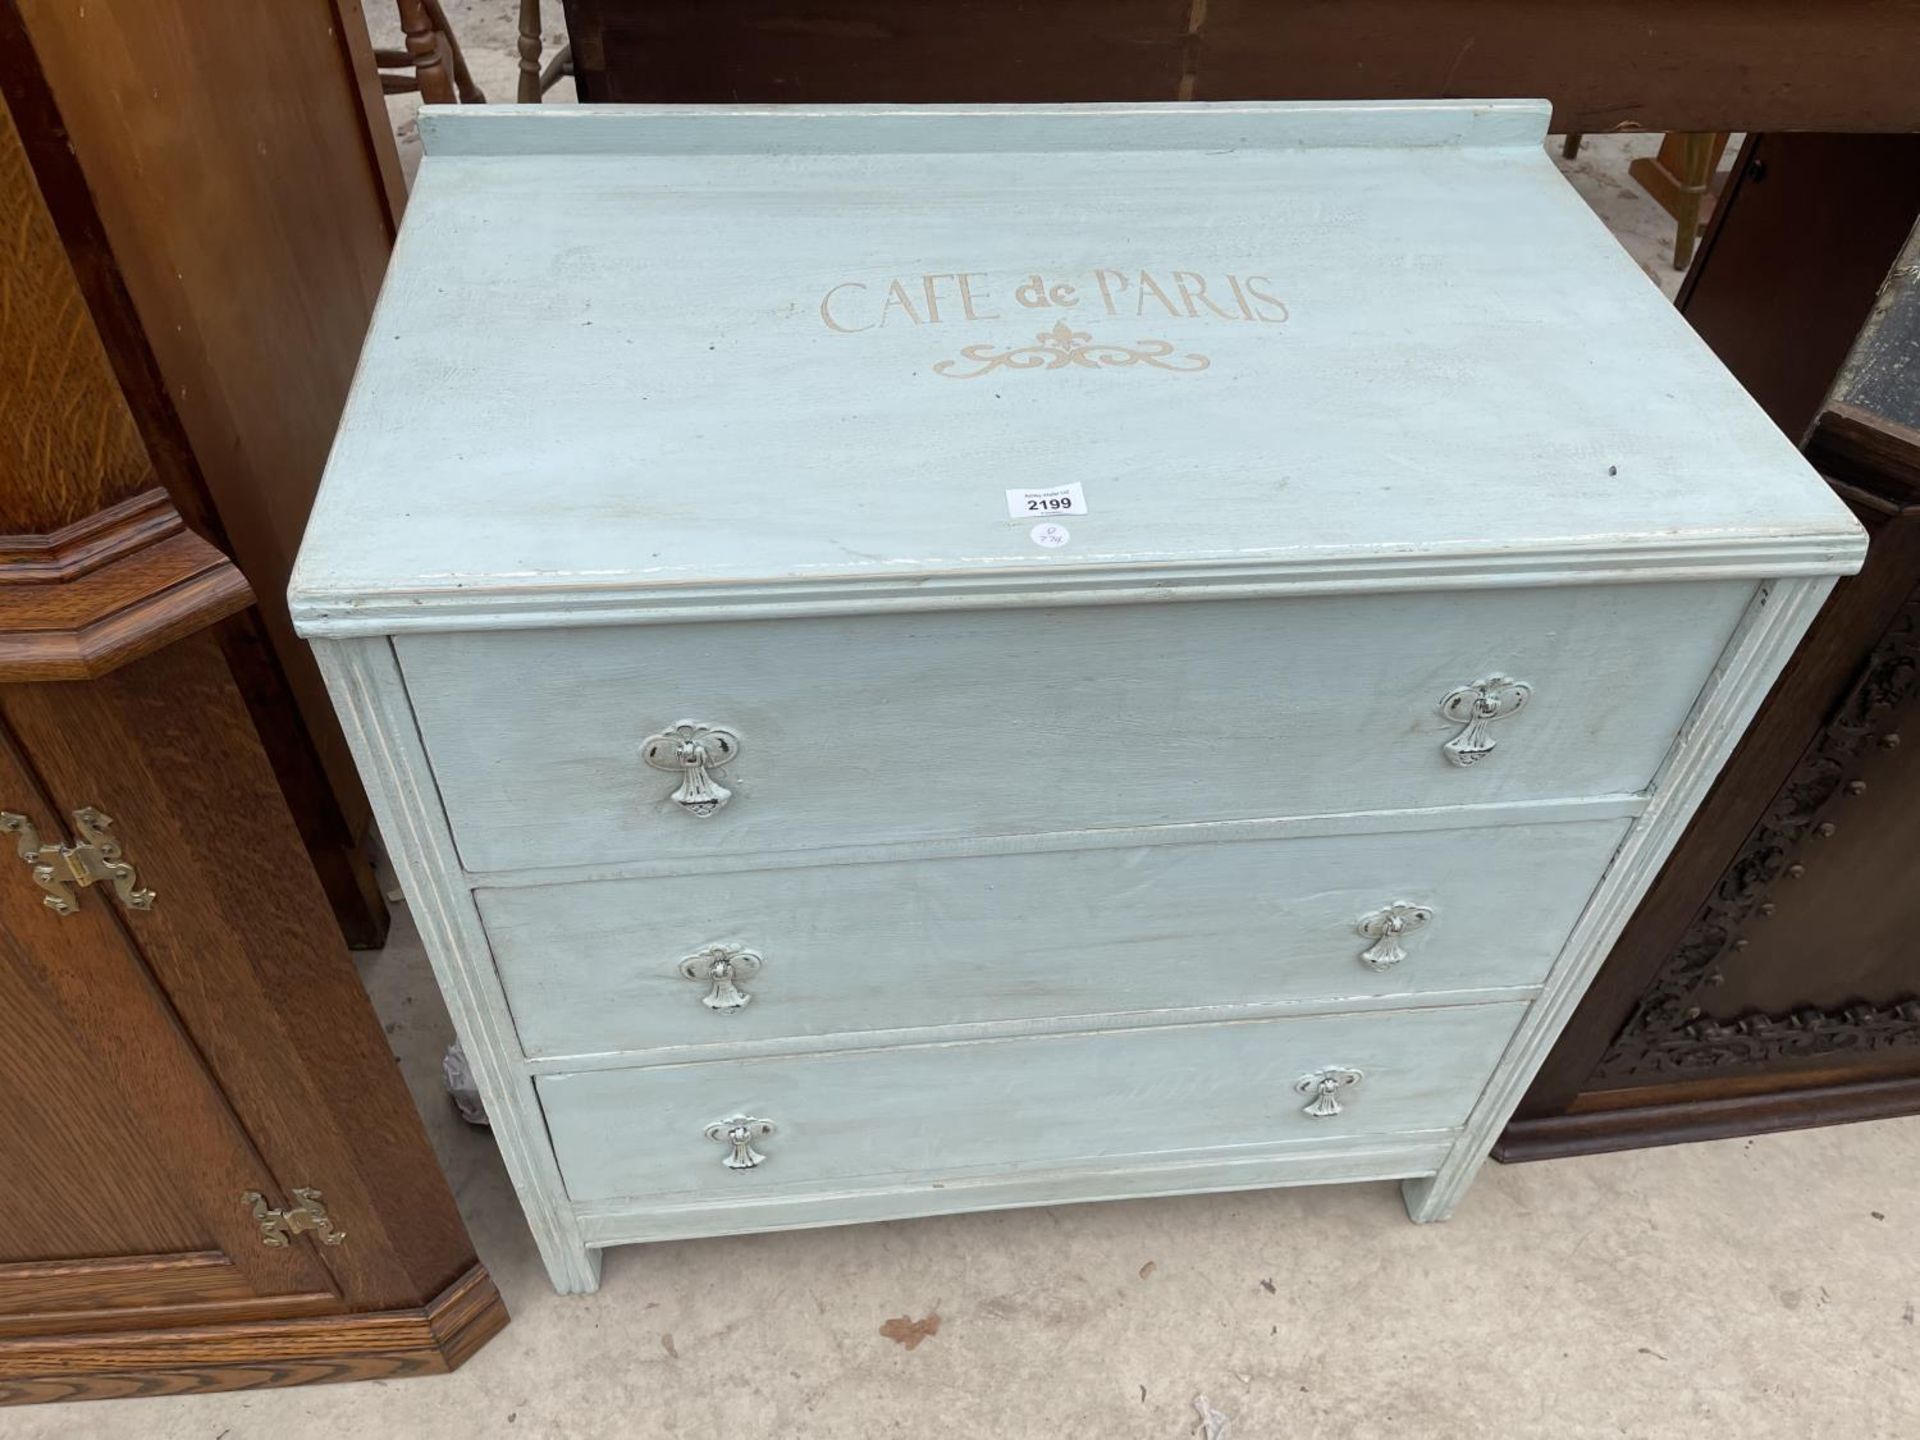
[400,582,1753,874]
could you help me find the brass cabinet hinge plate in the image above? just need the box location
[243,1188,346,1248]
[0,807,154,916]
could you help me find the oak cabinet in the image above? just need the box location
[0,13,503,1402]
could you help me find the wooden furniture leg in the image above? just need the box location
[421,0,485,102]
[394,0,455,104]
[518,0,543,102]
[1629,131,1730,269]
[514,0,572,101]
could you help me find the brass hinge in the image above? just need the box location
[243,1188,347,1249]
[0,807,154,916]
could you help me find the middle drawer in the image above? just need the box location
[478,816,1625,1060]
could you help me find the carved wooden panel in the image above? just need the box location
[1497,147,1920,1160]
[1593,581,1920,1079]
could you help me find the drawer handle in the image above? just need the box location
[641,721,741,817]
[704,1116,775,1170]
[1356,903,1433,970]
[679,944,763,1011]
[1295,1067,1364,1118]
[1439,676,1532,767]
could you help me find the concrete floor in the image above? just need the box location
[9,907,1919,1438]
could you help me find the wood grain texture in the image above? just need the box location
[400,584,1753,873]
[12,0,398,847]
[563,0,1193,104]
[540,1002,1525,1204]
[0,1262,506,1406]
[0,10,498,1388]
[0,489,175,578]
[0,4,388,942]
[0,1256,255,1317]
[562,0,1920,132]
[0,6,217,543]
[293,103,1862,638]
[0,1256,337,1339]
[1197,1,1920,131]
[1495,1074,1920,1163]
[0,630,502,1396]
[0,722,332,1296]
[1812,404,1920,494]
[0,910,214,1265]
[576,1132,1455,1246]
[480,818,1624,1060]
[0,91,152,532]
[330,0,410,225]
[3,632,475,1310]
[0,495,254,681]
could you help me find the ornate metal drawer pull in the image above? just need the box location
[1356,903,1433,970]
[679,944,763,1011]
[705,1116,775,1170]
[242,1187,346,1248]
[1,807,155,916]
[641,721,741,817]
[1294,1067,1364,1118]
[1440,675,1532,767]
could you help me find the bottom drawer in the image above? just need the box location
[538,1002,1526,1205]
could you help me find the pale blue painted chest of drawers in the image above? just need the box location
[292,99,1865,1294]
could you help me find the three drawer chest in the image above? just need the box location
[293,100,1865,1293]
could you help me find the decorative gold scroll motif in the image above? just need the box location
[933,321,1211,380]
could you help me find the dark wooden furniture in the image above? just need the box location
[559,0,1920,130]
[1498,137,1920,1159]
[0,630,508,1404]
[518,0,576,102]
[0,5,506,1405]
[1,0,408,949]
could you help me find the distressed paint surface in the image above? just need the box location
[400,582,1752,873]
[538,1002,1528,1204]
[480,818,1626,1059]
[290,103,1865,1292]
[291,101,1861,634]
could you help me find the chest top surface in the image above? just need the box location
[291,100,1862,634]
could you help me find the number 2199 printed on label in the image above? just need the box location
[1005,483,1088,519]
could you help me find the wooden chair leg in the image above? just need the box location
[1629,132,1731,270]
[1561,133,1583,160]
[540,43,574,97]
[420,0,486,103]
[517,0,544,103]
[394,0,456,104]
[1669,132,1716,270]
